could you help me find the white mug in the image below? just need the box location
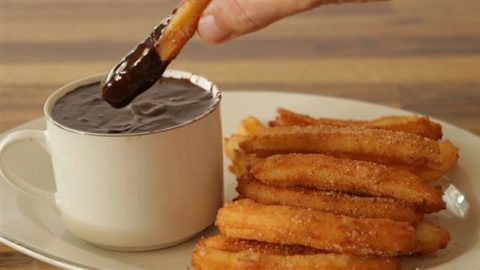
[0,70,223,251]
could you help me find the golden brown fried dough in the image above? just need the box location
[230,139,459,182]
[216,110,453,267]
[240,125,442,170]
[237,176,423,223]
[272,108,442,140]
[236,116,266,136]
[156,0,211,61]
[216,199,418,257]
[400,140,459,182]
[224,116,264,163]
[415,221,451,253]
[192,236,400,270]
[224,134,259,177]
[250,154,445,213]
[229,152,260,178]
[269,108,318,127]
[224,135,248,161]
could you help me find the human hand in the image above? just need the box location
[197,0,381,44]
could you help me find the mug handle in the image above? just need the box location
[0,130,57,209]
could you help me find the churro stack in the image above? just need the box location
[192,108,459,270]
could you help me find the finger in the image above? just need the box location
[197,0,321,44]
[197,0,384,44]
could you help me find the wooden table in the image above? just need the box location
[1,0,479,268]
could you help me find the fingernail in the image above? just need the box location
[198,15,231,44]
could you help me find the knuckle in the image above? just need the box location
[224,0,262,32]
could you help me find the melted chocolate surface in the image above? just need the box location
[52,78,215,134]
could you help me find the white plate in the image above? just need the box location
[1,91,479,270]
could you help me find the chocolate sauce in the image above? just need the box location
[101,16,173,108]
[52,78,215,134]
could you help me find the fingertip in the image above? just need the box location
[198,15,232,44]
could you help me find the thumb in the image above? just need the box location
[197,0,322,44]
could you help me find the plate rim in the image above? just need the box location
[0,233,92,270]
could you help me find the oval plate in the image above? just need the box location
[1,91,479,270]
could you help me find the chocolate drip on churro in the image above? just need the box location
[101,16,173,108]
[101,0,211,108]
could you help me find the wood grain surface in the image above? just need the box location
[1,0,479,269]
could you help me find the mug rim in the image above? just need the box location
[43,70,222,137]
